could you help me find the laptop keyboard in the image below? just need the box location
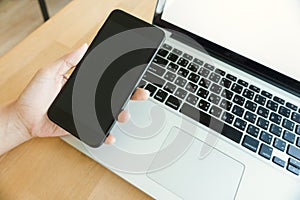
[139,43,300,176]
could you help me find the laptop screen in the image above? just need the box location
[161,0,300,81]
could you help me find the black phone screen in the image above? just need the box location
[47,10,165,147]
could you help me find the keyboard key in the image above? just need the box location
[257,117,269,130]
[180,103,243,143]
[244,111,257,123]
[164,71,176,82]
[208,93,221,105]
[165,95,181,110]
[183,53,193,61]
[273,96,285,105]
[269,112,282,125]
[231,83,243,94]
[209,73,221,83]
[233,94,245,106]
[145,84,157,97]
[162,43,172,50]
[272,156,285,168]
[193,58,204,66]
[249,85,260,93]
[266,100,278,112]
[199,78,211,89]
[158,48,168,57]
[148,63,166,76]
[245,100,257,112]
[186,94,199,105]
[175,77,187,87]
[242,135,259,152]
[153,56,168,67]
[283,119,295,131]
[198,67,210,77]
[198,99,210,111]
[261,90,272,99]
[209,105,222,118]
[185,82,198,93]
[221,89,234,100]
[242,89,254,100]
[287,164,300,175]
[226,74,237,82]
[177,67,189,78]
[234,118,247,131]
[289,158,300,169]
[197,87,209,99]
[172,48,182,55]
[204,63,214,71]
[167,63,179,72]
[297,137,300,147]
[187,63,199,72]
[220,78,232,88]
[279,106,291,118]
[210,83,222,94]
[174,88,188,99]
[177,57,189,67]
[283,130,296,143]
[257,106,269,118]
[144,71,166,87]
[286,102,298,111]
[247,124,260,137]
[260,131,273,144]
[269,124,282,137]
[296,125,300,135]
[287,145,300,161]
[221,112,235,124]
[164,82,176,93]
[154,89,168,102]
[167,53,179,62]
[220,99,233,111]
[292,112,300,123]
[254,94,266,106]
[273,138,286,151]
[259,143,273,160]
[232,105,244,117]
[188,73,200,83]
[215,68,226,76]
[138,79,146,88]
[237,79,248,87]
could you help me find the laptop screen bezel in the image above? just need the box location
[152,0,300,98]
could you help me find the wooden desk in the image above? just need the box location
[0,0,156,199]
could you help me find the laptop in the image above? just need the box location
[61,0,300,199]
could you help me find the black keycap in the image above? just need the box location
[221,112,235,124]
[167,63,179,72]
[245,100,257,112]
[188,73,200,83]
[174,88,188,99]
[198,67,210,77]
[283,130,296,143]
[177,67,189,78]
[231,83,243,94]
[167,53,179,62]
[226,74,237,82]
[153,56,168,67]
[172,48,182,55]
[187,63,199,72]
[164,82,176,93]
[286,102,298,111]
[174,77,187,87]
[254,94,266,106]
[287,164,300,175]
[197,87,209,99]
[208,93,221,105]
[247,124,260,137]
[257,117,269,130]
[186,94,199,105]
[296,125,300,135]
[283,119,295,131]
[210,83,222,94]
[234,118,247,131]
[272,156,285,168]
[266,100,278,112]
[199,78,211,89]
[233,94,245,106]
[185,82,198,93]
[204,63,214,71]
[180,103,243,143]
[261,90,272,99]
[273,138,286,151]
[148,63,166,76]
[257,106,269,118]
[269,112,282,125]
[215,68,226,76]
[221,89,234,100]
[242,135,259,152]
[292,112,300,123]
[177,57,189,67]
[164,71,176,82]
[154,89,168,102]
[269,124,282,137]
[279,106,291,118]
[162,43,172,50]
[273,96,285,105]
[145,84,157,97]
[260,131,273,144]
[297,137,300,147]
[198,99,210,111]
[289,158,300,169]
[183,53,193,61]
[209,73,221,83]
[165,95,181,110]
[144,71,166,87]
[232,105,244,117]
[138,79,146,88]
[210,105,222,118]
[237,79,248,87]
[287,145,300,160]
[220,78,232,89]
[244,111,257,123]
[259,143,273,160]
[220,99,232,111]
[242,89,254,100]
[249,85,260,93]
[158,48,168,57]
[193,58,204,66]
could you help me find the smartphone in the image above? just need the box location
[47,10,165,147]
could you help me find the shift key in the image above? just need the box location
[287,145,300,161]
[148,63,166,76]
[143,71,166,88]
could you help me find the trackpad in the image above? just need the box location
[146,127,244,200]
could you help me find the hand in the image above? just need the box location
[12,44,149,144]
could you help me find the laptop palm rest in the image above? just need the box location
[146,127,245,200]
